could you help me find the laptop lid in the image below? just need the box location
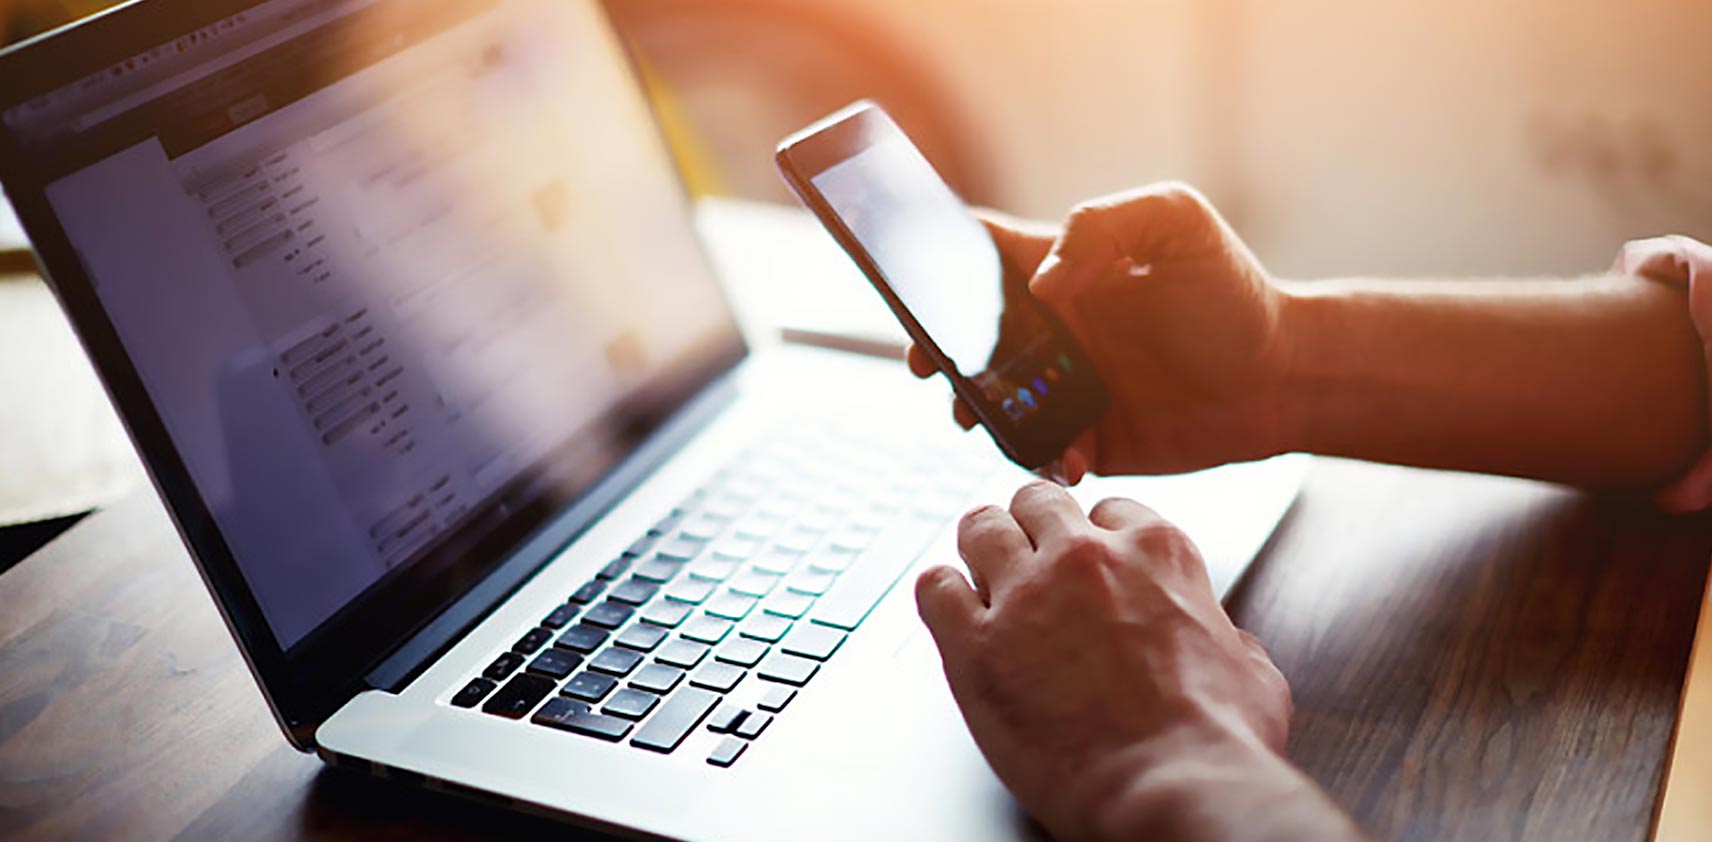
[0,0,746,746]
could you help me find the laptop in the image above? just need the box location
[0,0,1306,838]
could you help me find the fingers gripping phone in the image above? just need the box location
[776,101,1107,471]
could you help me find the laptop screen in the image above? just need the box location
[3,0,741,650]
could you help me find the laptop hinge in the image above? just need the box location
[362,371,743,693]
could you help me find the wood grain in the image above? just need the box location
[1,458,1708,841]
[1229,459,1712,842]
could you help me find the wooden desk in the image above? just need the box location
[1,458,1708,841]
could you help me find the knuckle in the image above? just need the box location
[1091,496,1158,527]
[959,504,998,532]
[917,564,962,595]
[1053,533,1113,573]
[1153,179,1196,202]
[1009,480,1060,510]
[1088,497,1126,521]
[1130,520,1192,558]
[1066,199,1105,222]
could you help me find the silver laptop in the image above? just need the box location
[0,1,1305,838]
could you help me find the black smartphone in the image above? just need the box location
[776,101,1107,470]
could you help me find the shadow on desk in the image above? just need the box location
[179,752,609,842]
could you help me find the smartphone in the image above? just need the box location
[776,101,1107,471]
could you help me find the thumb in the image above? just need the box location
[975,209,1056,279]
[1029,206,1123,308]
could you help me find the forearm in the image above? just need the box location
[1272,275,1707,488]
[1079,722,1367,842]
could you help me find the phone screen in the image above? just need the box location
[808,136,1077,422]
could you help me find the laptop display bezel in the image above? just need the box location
[0,0,748,748]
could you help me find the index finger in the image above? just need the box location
[1008,481,1088,548]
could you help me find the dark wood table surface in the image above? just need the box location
[2,457,1708,841]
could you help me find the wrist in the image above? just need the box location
[1065,715,1281,842]
[1268,280,1348,457]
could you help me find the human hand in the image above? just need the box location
[915,483,1300,840]
[909,183,1292,477]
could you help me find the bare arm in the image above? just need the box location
[1278,275,1705,488]
[1087,730,1368,841]
[908,185,1710,842]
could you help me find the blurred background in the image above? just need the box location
[9,0,1712,278]
[3,0,1712,564]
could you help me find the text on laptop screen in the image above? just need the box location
[3,0,740,649]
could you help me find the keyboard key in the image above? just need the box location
[811,516,944,630]
[828,529,875,553]
[482,673,555,718]
[708,736,748,767]
[582,601,634,629]
[762,591,813,619]
[734,711,773,739]
[756,686,796,713]
[797,509,840,533]
[555,623,608,653]
[687,558,739,582]
[739,613,793,643]
[732,514,784,540]
[681,615,734,644]
[632,687,720,753]
[561,671,618,702]
[526,648,582,679]
[646,510,685,539]
[626,534,660,557]
[632,559,684,583]
[807,548,860,573]
[707,700,748,733]
[757,652,820,687]
[699,494,748,520]
[614,623,669,652]
[728,569,780,598]
[590,646,645,676]
[678,514,726,541]
[451,677,496,708]
[784,568,837,596]
[711,536,762,560]
[569,579,606,604]
[482,652,525,682]
[513,627,553,655]
[781,624,846,661]
[656,639,710,669]
[631,663,687,695]
[597,557,631,580]
[705,591,758,620]
[716,638,769,668]
[665,577,717,604]
[603,688,662,720]
[608,578,659,605]
[654,536,706,562]
[691,662,746,693]
[756,497,803,520]
[640,600,693,628]
[751,547,801,575]
[772,530,818,554]
[533,697,633,741]
[541,604,578,629]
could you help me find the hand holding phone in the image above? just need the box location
[776,101,1107,471]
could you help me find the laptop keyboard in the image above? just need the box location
[447,427,992,766]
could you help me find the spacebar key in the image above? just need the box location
[810,515,946,631]
[631,687,720,753]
